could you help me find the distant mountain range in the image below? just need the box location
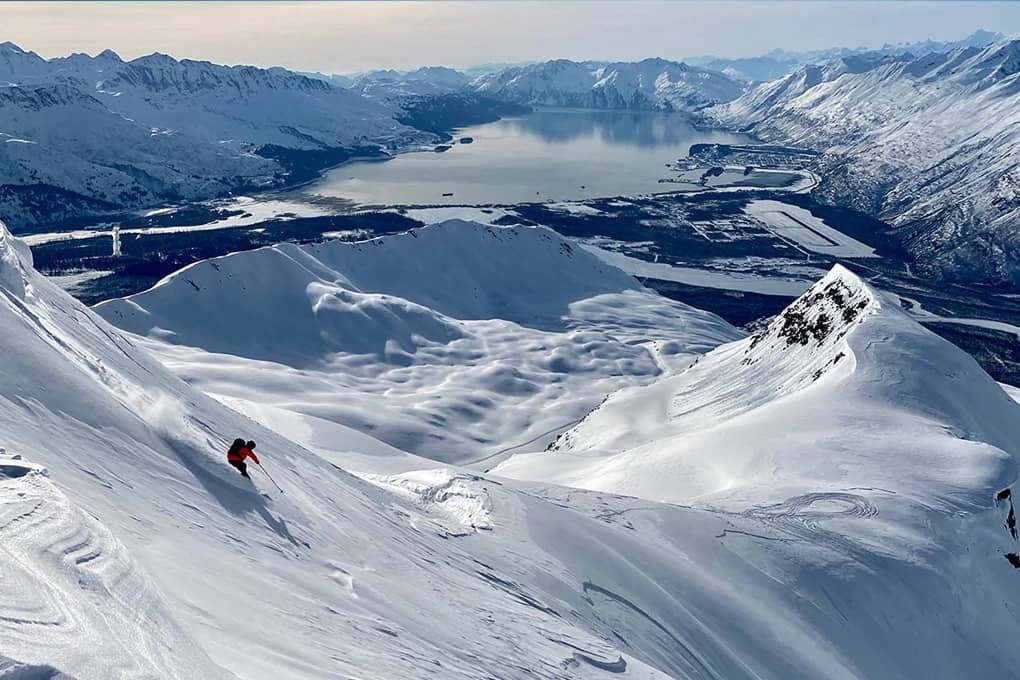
[468,58,747,111]
[0,46,753,232]
[317,57,749,112]
[3,31,1019,289]
[687,29,1003,82]
[0,42,437,231]
[710,39,1020,285]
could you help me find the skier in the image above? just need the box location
[226,438,259,478]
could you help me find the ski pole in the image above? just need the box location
[257,462,284,493]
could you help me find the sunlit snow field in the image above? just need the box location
[4,217,1020,679]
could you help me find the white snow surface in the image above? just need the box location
[498,264,1018,509]
[4,216,1020,678]
[96,220,739,464]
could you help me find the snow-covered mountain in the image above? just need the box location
[471,58,746,111]
[497,264,1019,507]
[0,43,429,231]
[349,66,472,99]
[711,40,1020,284]
[689,29,1003,83]
[6,215,1020,677]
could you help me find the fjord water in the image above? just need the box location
[309,108,753,206]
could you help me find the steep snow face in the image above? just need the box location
[471,58,745,111]
[2,217,709,679]
[711,40,1020,284]
[497,264,1019,516]
[97,220,740,463]
[0,218,740,679]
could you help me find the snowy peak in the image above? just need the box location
[499,263,1019,513]
[743,264,876,368]
[105,54,331,95]
[689,29,1005,82]
[0,42,50,84]
[0,44,428,230]
[716,264,880,403]
[963,39,1020,85]
[471,57,745,111]
[350,65,473,98]
[97,48,123,62]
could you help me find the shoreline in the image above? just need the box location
[30,107,792,236]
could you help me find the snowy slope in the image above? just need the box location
[96,220,740,463]
[497,263,1019,511]
[711,40,1020,284]
[494,264,1020,675]
[8,214,1020,677]
[471,58,745,111]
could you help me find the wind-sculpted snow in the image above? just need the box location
[0,218,711,678]
[711,39,1020,284]
[97,220,739,463]
[0,455,232,679]
[97,220,645,354]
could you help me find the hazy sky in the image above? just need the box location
[3,1,1019,73]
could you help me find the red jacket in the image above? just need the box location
[228,446,259,464]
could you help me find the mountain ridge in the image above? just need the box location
[497,263,1018,512]
[0,43,432,231]
[470,57,746,111]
